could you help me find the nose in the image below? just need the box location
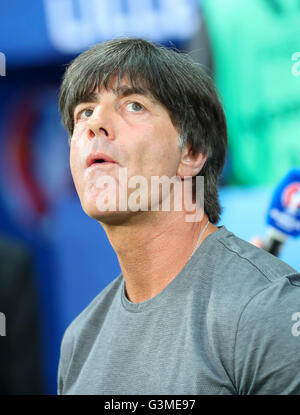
[86,105,114,141]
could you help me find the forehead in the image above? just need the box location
[76,76,158,107]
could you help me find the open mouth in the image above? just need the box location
[93,159,110,164]
[86,153,118,168]
[91,158,116,166]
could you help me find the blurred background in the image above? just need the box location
[0,0,300,394]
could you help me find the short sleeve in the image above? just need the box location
[234,274,300,395]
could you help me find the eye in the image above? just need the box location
[126,102,144,112]
[77,108,94,120]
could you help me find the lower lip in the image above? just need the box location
[88,162,117,169]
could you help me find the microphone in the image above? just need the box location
[262,168,300,256]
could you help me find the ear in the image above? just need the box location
[177,144,207,179]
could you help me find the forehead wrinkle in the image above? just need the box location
[114,85,158,106]
[114,85,146,97]
[72,70,159,118]
[76,85,156,109]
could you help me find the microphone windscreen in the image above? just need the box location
[266,168,300,238]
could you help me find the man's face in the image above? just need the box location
[70,77,183,224]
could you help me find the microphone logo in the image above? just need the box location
[282,182,300,215]
[267,169,300,237]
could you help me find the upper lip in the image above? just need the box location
[86,153,118,168]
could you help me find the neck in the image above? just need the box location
[100,210,217,303]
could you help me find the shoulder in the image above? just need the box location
[205,227,300,394]
[57,274,123,394]
[211,226,297,283]
[233,270,300,394]
[62,273,123,342]
[205,226,299,324]
[192,226,298,316]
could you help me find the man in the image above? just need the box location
[57,38,300,395]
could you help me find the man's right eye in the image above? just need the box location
[78,108,94,119]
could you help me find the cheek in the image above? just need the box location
[71,126,91,167]
[69,143,82,191]
[132,125,181,176]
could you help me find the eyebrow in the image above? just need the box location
[114,85,149,99]
[79,85,155,106]
[73,85,157,120]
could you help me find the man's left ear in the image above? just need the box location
[177,144,207,179]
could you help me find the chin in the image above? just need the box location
[82,202,133,226]
[81,190,118,219]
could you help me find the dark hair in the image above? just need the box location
[59,37,227,224]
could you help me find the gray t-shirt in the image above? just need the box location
[58,226,300,395]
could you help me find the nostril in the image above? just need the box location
[99,127,108,137]
[88,129,95,139]
[88,127,109,139]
